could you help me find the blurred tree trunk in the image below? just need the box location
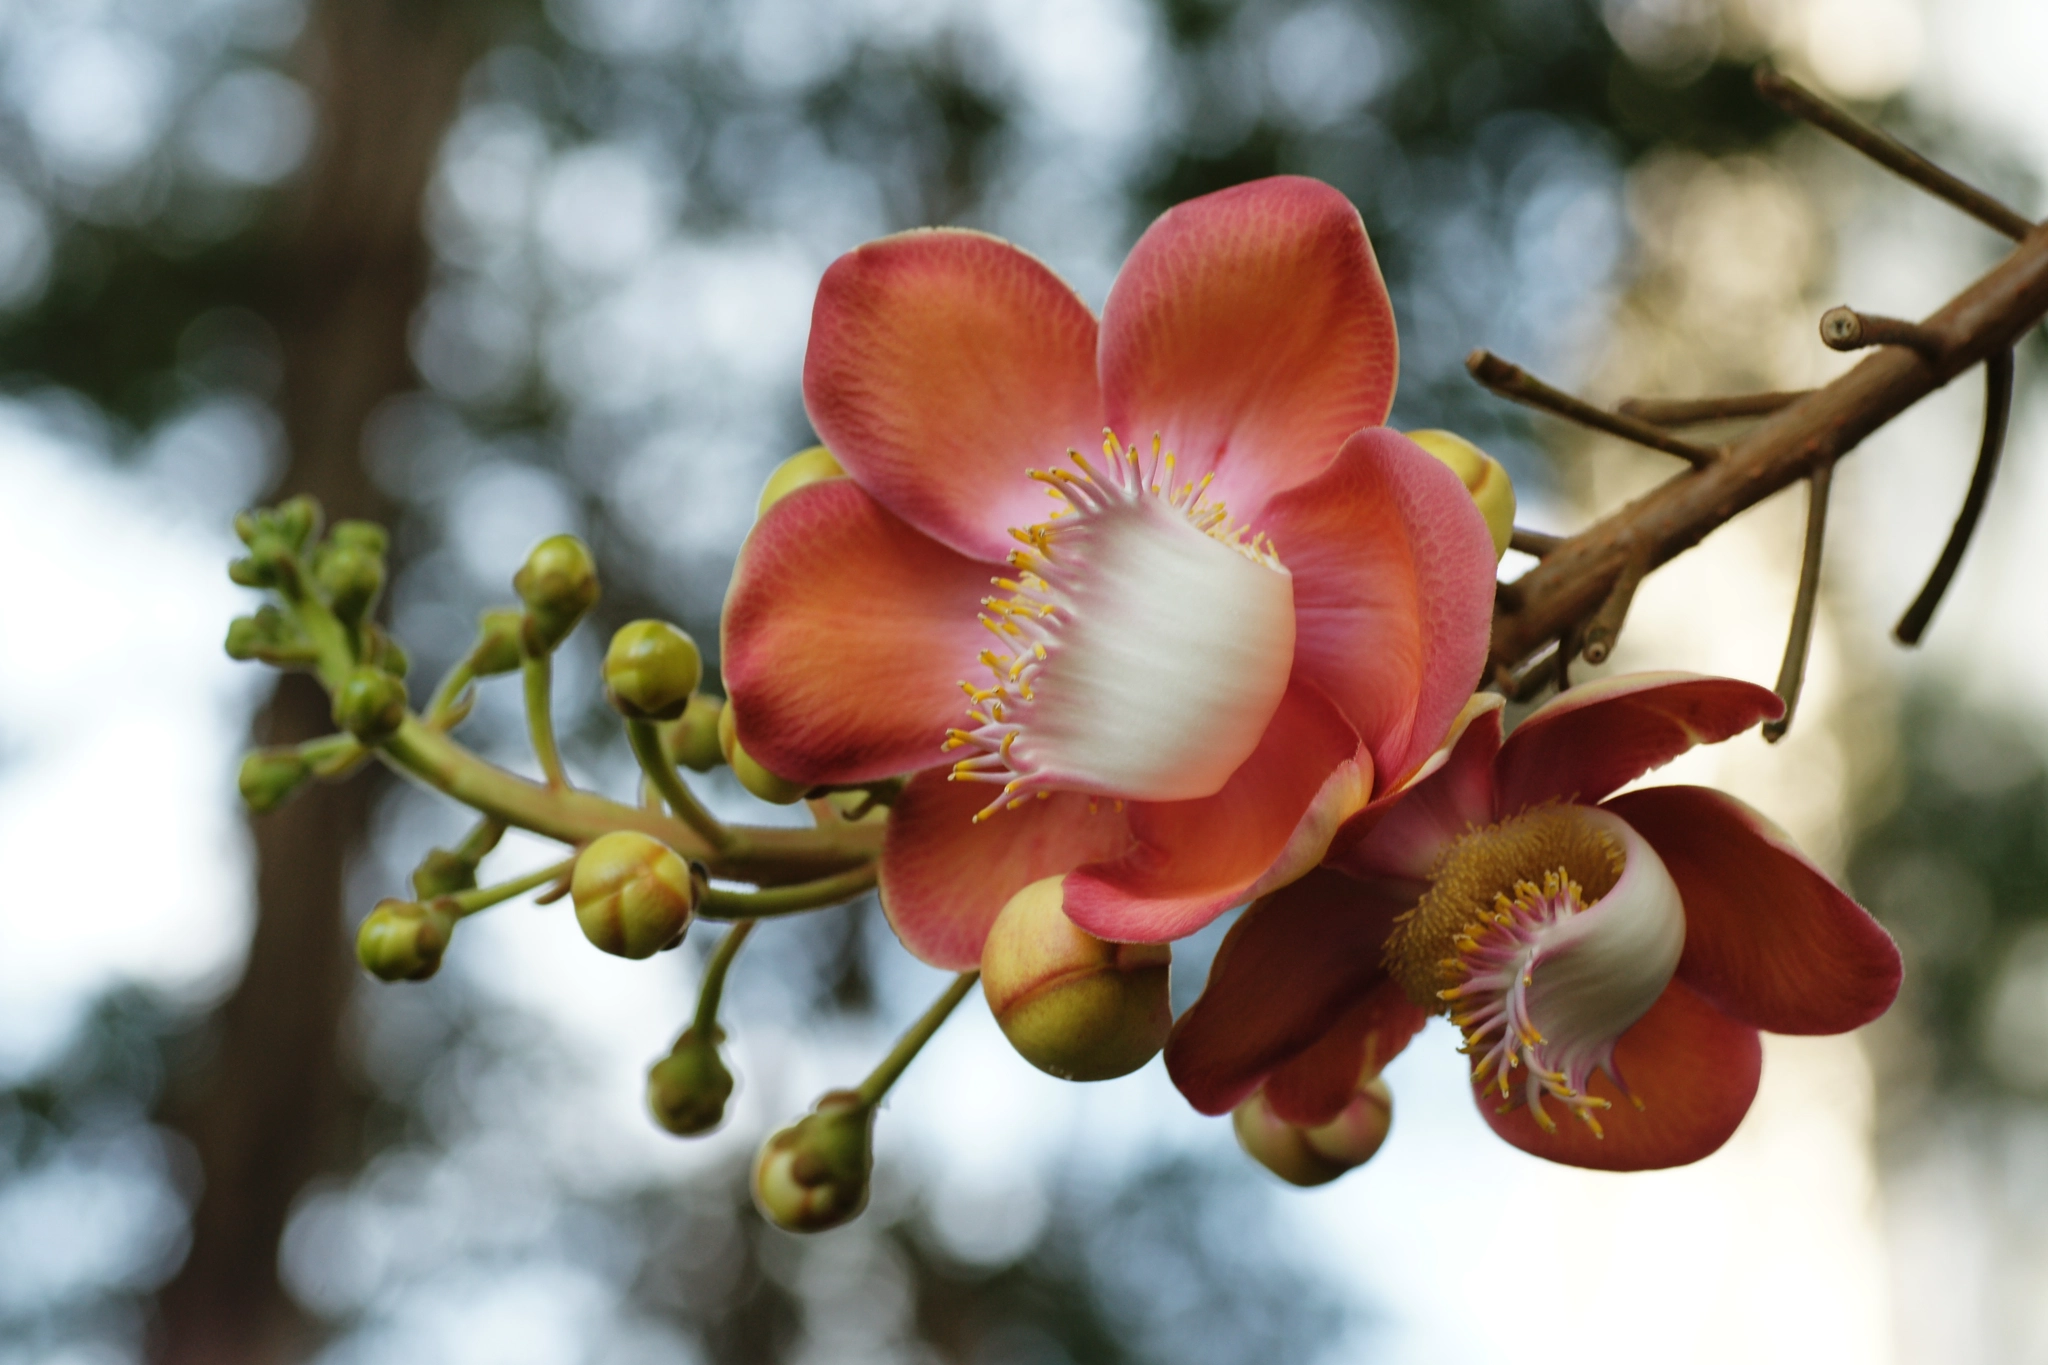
[153,4,483,1362]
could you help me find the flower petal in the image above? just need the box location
[1263,980,1428,1127]
[1256,428,1497,790]
[1061,679,1363,942]
[1494,672,1783,813]
[804,228,1103,562]
[1329,694,1503,886]
[722,479,996,785]
[1478,978,1760,1171]
[879,767,1135,970]
[1099,177,1397,515]
[1604,785,1902,1034]
[1164,866,1411,1117]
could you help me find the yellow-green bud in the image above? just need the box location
[647,1026,735,1136]
[1406,429,1515,560]
[513,534,600,654]
[411,847,478,900]
[1231,1076,1393,1187]
[225,606,317,667]
[238,747,311,813]
[981,876,1171,1082]
[603,620,703,721]
[356,898,457,982]
[571,831,703,959]
[753,1090,874,1233]
[467,608,525,677]
[314,543,384,624]
[364,627,409,678]
[274,495,323,550]
[663,693,724,772]
[332,666,408,744]
[757,445,845,517]
[328,520,388,555]
[717,697,808,804]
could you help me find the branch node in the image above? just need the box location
[1895,349,2014,646]
[1820,306,1943,359]
[1466,349,1719,469]
[1579,555,1648,666]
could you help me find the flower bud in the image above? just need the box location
[1406,428,1515,560]
[238,747,311,813]
[364,627,409,678]
[467,608,526,677]
[513,534,600,654]
[411,847,478,900]
[1231,1075,1393,1188]
[603,620,703,721]
[274,495,323,550]
[224,606,316,666]
[716,697,808,804]
[572,831,703,959]
[332,666,408,744]
[327,519,388,555]
[757,445,846,517]
[663,693,724,772]
[356,898,457,982]
[981,876,1171,1081]
[314,542,384,625]
[647,1026,735,1136]
[753,1090,874,1233]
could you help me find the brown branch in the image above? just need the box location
[1510,527,1566,557]
[1580,553,1648,665]
[1764,460,1835,744]
[1755,65,2034,241]
[1616,391,1813,427]
[1820,306,1944,359]
[1489,219,2048,675]
[1466,350,1720,469]
[1896,349,2015,644]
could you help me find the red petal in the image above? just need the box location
[878,767,1135,970]
[1329,693,1504,888]
[722,479,995,785]
[1061,679,1362,942]
[1099,177,1397,517]
[803,228,1103,562]
[1494,672,1783,813]
[1264,980,1428,1126]
[1479,978,1761,1171]
[1163,866,1410,1117]
[1256,428,1497,791]
[1605,785,1902,1034]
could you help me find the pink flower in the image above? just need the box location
[722,177,1498,969]
[1167,673,1903,1171]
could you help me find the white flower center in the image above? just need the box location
[944,433,1296,820]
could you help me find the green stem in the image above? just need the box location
[699,864,878,920]
[857,972,978,1107]
[447,856,575,918]
[692,920,755,1036]
[427,659,476,727]
[522,653,569,788]
[627,719,734,855]
[454,815,507,865]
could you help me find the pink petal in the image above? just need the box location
[803,228,1103,562]
[1605,785,1902,1034]
[1256,428,1497,790]
[879,767,1135,971]
[1263,980,1428,1127]
[722,479,996,786]
[1099,177,1397,517]
[1164,867,1412,1117]
[1479,978,1761,1171]
[1329,693,1503,886]
[1495,672,1783,813]
[1062,679,1363,942]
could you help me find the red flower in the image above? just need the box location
[1167,673,1903,1171]
[722,177,1498,969]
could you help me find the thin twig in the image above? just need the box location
[1616,391,1812,427]
[855,972,979,1107]
[1510,527,1565,557]
[1896,349,2015,645]
[1555,625,1579,693]
[1764,460,1835,743]
[1581,555,1648,665]
[1820,307,1944,359]
[1755,65,2033,241]
[1466,350,1718,469]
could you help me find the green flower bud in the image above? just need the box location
[513,534,600,654]
[467,608,526,677]
[224,607,317,666]
[981,876,1171,1081]
[753,1090,874,1233]
[274,495,323,550]
[365,628,409,679]
[1406,429,1515,560]
[757,445,845,517]
[327,519,388,555]
[603,620,703,721]
[332,666,408,744]
[571,831,703,959]
[1231,1076,1394,1188]
[356,898,457,981]
[238,747,311,813]
[314,542,385,625]
[716,697,808,804]
[647,1026,736,1136]
[663,693,724,772]
[411,847,479,900]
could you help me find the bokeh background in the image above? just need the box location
[2,0,2046,1361]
